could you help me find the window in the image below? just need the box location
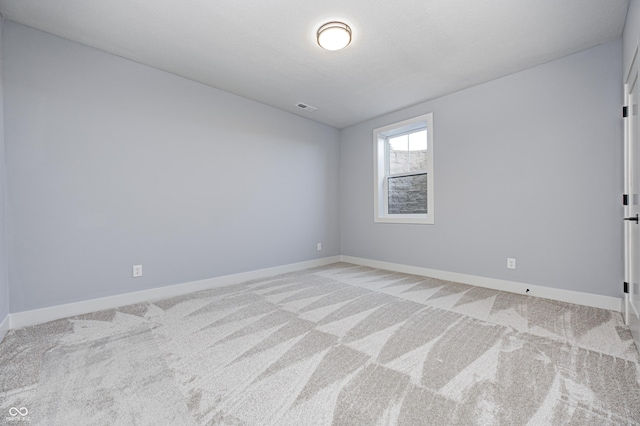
[373,113,434,224]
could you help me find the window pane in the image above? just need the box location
[408,130,427,151]
[408,130,427,172]
[388,134,410,174]
[388,173,428,214]
[388,135,408,151]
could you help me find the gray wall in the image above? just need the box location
[0,18,8,324]
[624,0,639,79]
[340,39,623,298]
[4,22,340,312]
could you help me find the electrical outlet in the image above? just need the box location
[317,243,322,251]
[507,258,516,269]
[133,264,143,278]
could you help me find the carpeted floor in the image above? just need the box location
[1,262,639,425]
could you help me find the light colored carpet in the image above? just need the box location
[1,262,639,425]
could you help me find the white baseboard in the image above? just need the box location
[6,254,622,332]
[9,256,341,330]
[340,255,622,312]
[0,313,9,343]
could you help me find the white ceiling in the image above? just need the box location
[0,0,630,129]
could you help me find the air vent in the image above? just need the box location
[296,102,317,112]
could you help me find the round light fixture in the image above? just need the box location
[317,22,352,51]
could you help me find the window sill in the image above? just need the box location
[374,216,434,225]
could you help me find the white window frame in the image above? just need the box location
[373,113,434,224]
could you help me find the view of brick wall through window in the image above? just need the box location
[388,149,428,214]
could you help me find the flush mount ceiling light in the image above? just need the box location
[317,22,352,51]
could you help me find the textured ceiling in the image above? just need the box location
[0,0,630,129]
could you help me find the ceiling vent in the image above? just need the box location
[296,102,317,112]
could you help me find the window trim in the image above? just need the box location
[373,113,434,224]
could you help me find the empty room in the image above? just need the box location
[1,0,640,424]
